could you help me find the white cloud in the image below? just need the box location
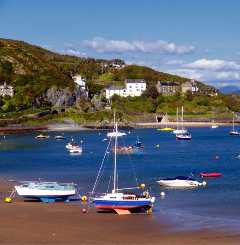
[184,58,240,71]
[63,48,87,57]
[83,37,194,55]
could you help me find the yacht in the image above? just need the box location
[173,107,187,134]
[229,115,239,135]
[157,176,206,188]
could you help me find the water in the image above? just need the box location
[0,127,240,232]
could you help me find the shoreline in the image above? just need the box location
[0,121,235,133]
[0,179,240,245]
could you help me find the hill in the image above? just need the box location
[0,38,239,125]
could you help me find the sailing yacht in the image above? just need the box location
[175,107,192,140]
[92,121,155,214]
[107,112,126,137]
[173,107,187,134]
[229,115,239,135]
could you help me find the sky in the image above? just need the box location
[1,0,240,88]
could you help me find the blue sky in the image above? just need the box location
[1,0,240,87]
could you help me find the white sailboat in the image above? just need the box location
[92,118,155,214]
[173,107,187,135]
[176,107,192,140]
[229,115,239,135]
[107,112,126,137]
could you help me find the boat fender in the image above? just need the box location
[4,197,12,203]
[160,191,166,197]
[82,208,87,214]
[202,181,207,186]
[81,195,88,202]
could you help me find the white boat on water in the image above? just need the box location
[173,107,187,135]
[69,146,83,154]
[55,135,65,140]
[66,139,79,149]
[107,131,127,137]
[35,134,50,139]
[211,125,218,129]
[175,107,191,140]
[229,115,239,135]
[15,181,77,202]
[157,176,206,188]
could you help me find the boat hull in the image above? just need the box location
[157,180,202,187]
[94,199,153,210]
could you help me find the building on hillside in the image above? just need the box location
[181,79,199,94]
[73,75,86,90]
[105,79,146,99]
[156,81,179,95]
[0,82,14,97]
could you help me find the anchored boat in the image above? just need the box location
[15,181,77,202]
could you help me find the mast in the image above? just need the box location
[113,115,118,193]
[233,114,235,131]
[181,106,184,130]
[176,107,179,130]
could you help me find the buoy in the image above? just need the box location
[81,195,88,202]
[215,155,219,159]
[4,197,12,203]
[139,183,145,189]
[160,191,166,197]
[202,181,207,186]
[82,208,87,214]
[80,140,84,144]
[156,144,160,148]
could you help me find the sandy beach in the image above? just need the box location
[0,179,239,245]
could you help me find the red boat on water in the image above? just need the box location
[200,172,222,178]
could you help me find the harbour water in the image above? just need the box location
[0,127,240,232]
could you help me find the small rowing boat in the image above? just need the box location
[200,172,222,178]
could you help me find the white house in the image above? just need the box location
[0,82,14,97]
[73,75,86,90]
[105,79,146,99]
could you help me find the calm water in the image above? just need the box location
[0,127,240,231]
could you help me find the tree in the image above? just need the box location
[143,85,158,99]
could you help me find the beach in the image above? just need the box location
[0,180,239,245]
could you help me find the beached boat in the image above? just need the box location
[35,134,50,139]
[200,172,222,178]
[229,115,239,135]
[92,120,155,214]
[157,176,206,188]
[15,181,77,202]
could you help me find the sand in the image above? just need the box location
[0,179,239,245]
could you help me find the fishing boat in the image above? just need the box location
[229,115,239,135]
[157,176,206,188]
[35,134,50,139]
[92,121,155,214]
[200,172,222,178]
[15,181,77,202]
[175,107,191,140]
[173,107,187,135]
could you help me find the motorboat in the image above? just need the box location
[55,135,65,140]
[157,176,206,188]
[15,181,77,202]
[157,127,175,132]
[107,131,127,137]
[66,139,79,150]
[69,146,83,154]
[114,138,144,155]
[35,134,50,139]
[200,172,222,178]
[92,115,155,214]
[176,132,192,140]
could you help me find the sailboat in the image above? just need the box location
[229,115,239,135]
[176,107,192,140]
[173,107,187,134]
[92,121,155,214]
[107,112,126,137]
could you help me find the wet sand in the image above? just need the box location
[0,179,239,245]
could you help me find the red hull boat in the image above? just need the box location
[200,172,222,178]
